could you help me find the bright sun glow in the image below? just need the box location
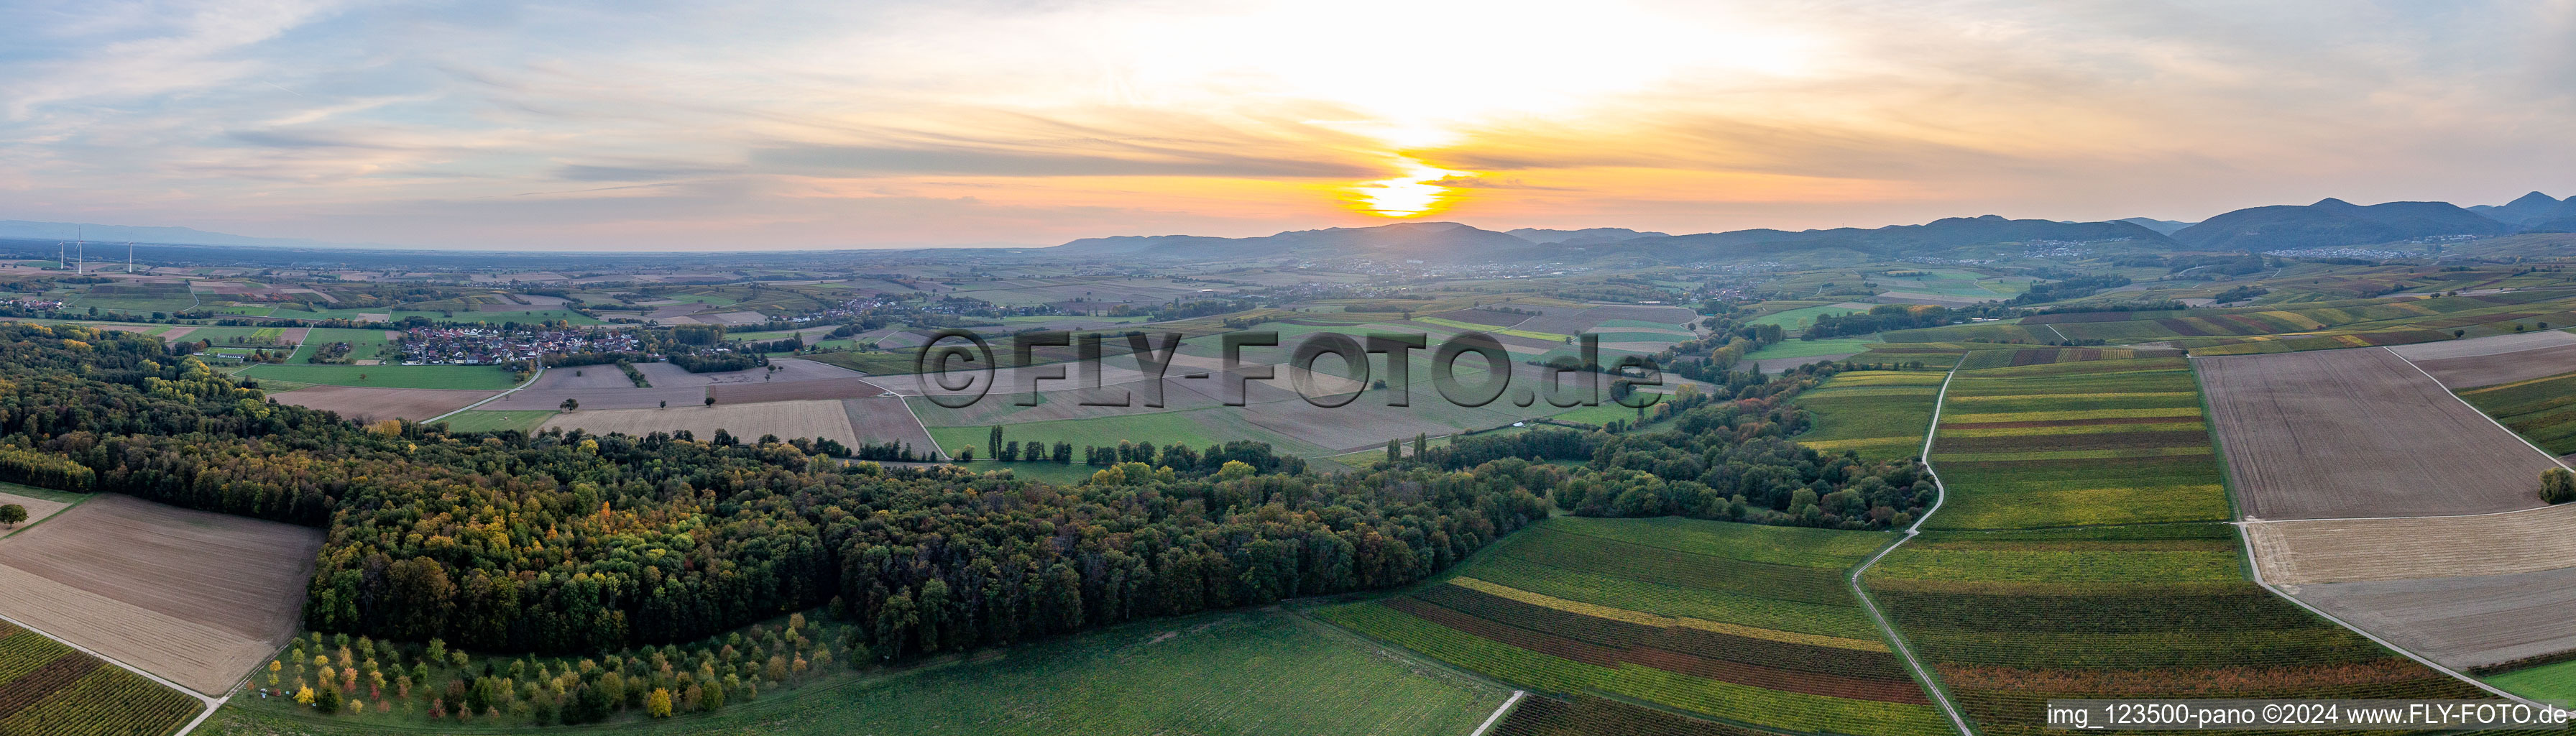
[1071,0,1823,217]
[1348,160,1472,217]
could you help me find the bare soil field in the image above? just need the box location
[543,400,860,447]
[2386,328,2576,360]
[271,385,500,420]
[2409,344,2576,390]
[0,489,74,530]
[842,396,938,451]
[2242,503,2576,584]
[2200,348,2561,519]
[2288,566,2576,670]
[0,494,321,694]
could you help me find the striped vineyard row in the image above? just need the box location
[1315,518,1954,736]
[0,625,202,736]
[1864,527,2493,735]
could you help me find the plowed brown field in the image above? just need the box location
[2199,348,2559,520]
[0,494,321,694]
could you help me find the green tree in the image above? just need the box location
[560,398,579,411]
[2543,468,2576,505]
[0,504,24,528]
[313,683,344,714]
[988,426,1004,461]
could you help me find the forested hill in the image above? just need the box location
[0,322,1548,656]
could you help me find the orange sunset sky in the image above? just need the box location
[2,0,2572,249]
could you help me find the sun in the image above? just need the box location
[1347,160,1471,218]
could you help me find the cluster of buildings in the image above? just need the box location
[396,326,640,364]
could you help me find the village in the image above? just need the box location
[395,325,640,364]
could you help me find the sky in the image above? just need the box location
[1,0,2572,251]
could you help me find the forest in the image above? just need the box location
[1413,361,1935,529]
[0,316,1916,672]
[0,322,1547,656]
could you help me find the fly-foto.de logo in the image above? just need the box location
[911,328,1665,411]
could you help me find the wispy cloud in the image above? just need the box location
[0,0,2570,249]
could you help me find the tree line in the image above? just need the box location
[0,322,1544,657]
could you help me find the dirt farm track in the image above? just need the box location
[0,494,322,694]
[2197,347,2562,520]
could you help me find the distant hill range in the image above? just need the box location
[1057,216,2177,264]
[2114,217,2195,235]
[1504,227,1670,246]
[0,220,354,249]
[13,188,2576,260]
[2171,198,2518,251]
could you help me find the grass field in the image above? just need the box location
[205,609,1503,736]
[1749,303,1866,334]
[0,623,205,736]
[292,327,398,362]
[2458,369,2576,455]
[1794,370,1945,461]
[1927,356,2229,529]
[180,326,295,346]
[239,363,523,390]
[1316,518,1949,736]
[1541,400,1662,428]
[2488,658,2576,702]
[436,410,557,434]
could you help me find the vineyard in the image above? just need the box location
[1951,346,2176,370]
[1925,356,2230,529]
[1864,349,2506,735]
[2458,369,2576,454]
[0,622,203,736]
[1863,525,2493,736]
[1792,371,1944,461]
[1315,518,1953,736]
[1884,293,2576,356]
